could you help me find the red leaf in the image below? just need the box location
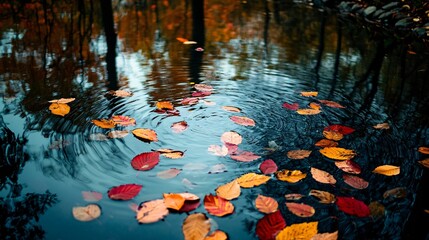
[230,116,256,126]
[108,184,142,200]
[256,211,287,240]
[178,199,201,213]
[343,174,369,189]
[282,102,299,110]
[192,91,211,97]
[225,143,238,154]
[181,97,199,105]
[230,151,261,162]
[82,191,103,202]
[323,125,355,135]
[336,196,370,217]
[334,160,362,174]
[131,152,160,171]
[259,159,278,174]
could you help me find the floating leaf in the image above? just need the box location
[260,159,278,174]
[383,187,407,199]
[163,193,186,210]
[107,130,129,139]
[311,231,339,240]
[334,160,362,174]
[204,230,228,240]
[315,139,339,148]
[276,169,307,183]
[208,145,228,157]
[343,174,368,189]
[322,130,343,141]
[171,121,188,133]
[309,102,321,110]
[276,221,318,240]
[230,151,260,162]
[369,201,385,219]
[301,91,318,97]
[92,119,116,129]
[336,196,370,217]
[179,193,200,201]
[222,106,241,112]
[323,125,355,135]
[282,102,299,111]
[49,103,70,116]
[286,202,315,217]
[221,131,242,145]
[192,91,212,97]
[110,89,132,97]
[136,199,169,223]
[131,152,160,171]
[194,84,213,92]
[202,100,216,106]
[204,194,234,217]
[184,41,197,45]
[418,158,429,168]
[319,99,345,108]
[72,204,101,222]
[156,148,185,159]
[373,123,390,130]
[108,184,142,200]
[287,150,312,160]
[230,116,255,126]
[225,143,238,154]
[418,146,429,154]
[156,101,174,110]
[182,178,197,189]
[178,199,201,213]
[49,98,75,104]
[157,168,181,179]
[311,167,336,184]
[82,191,103,202]
[309,189,336,204]
[132,128,158,142]
[209,164,228,174]
[372,165,400,176]
[255,195,278,214]
[319,147,356,160]
[181,97,199,105]
[111,115,136,126]
[296,109,321,115]
[256,211,287,240]
[215,180,241,200]
[236,173,270,188]
[89,133,108,141]
[285,193,305,201]
[176,37,189,42]
[182,213,211,240]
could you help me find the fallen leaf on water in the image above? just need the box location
[335,160,362,174]
[418,158,429,168]
[230,116,256,126]
[89,133,108,141]
[182,213,211,240]
[163,193,186,210]
[275,169,307,183]
[194,83,213,92]
[49,98,75,104]
[108,184,142,200]
[383,187,407,199]
[156,148,185,159]
[287,150,312,160]
[285,193,305,201]
[286,202,315,217]
[202,100,216,106]
[255,195,278,214]
[309,102,321,110]
[259,159,278,174]
[221,131,242,145]
[373,123,390,130]
[319,147,356,160]
[282,102,299,111]
[157,168,181,179]
[136,199,169,223]
[236,173,270,188]
[322,130,343,141]
[181,97,199,105]
[319,99,345,108]
[296,108,321,115]
[192,91,212,97]
[82,191,103,202]
[343,174,368,189]
[132,128,158,142]
[369,201,385,219]
[184,41,197,45]
[372,165,400,176]
[178,199,201,213]
[276,221,318,240]
[256,211,286,240]
[110,89,132,97]
[170,121,188,133]
[131,152,160,171]
[111,115,136,126]
[222,106,241,112]
[204,194,234,217]
[49,103,70,116]
[215,180,241,200]
[311,167,336,184]
[230,151,260,162]
[92,119,116,129]
[72,204,101,222]
[311,231,339,240]
[156,101,174,110]
[107,130,129,139]
[315,139,339,148]
[309,189,336,204]
[301,91,318,97]
[204,230,228,240]
[208,145,228,157]
[336,196,370,217]
[176,37,189,42]
[324,125,355,135]
[209,164,228,174]
[418,146,429,154]
[182,178,197,189]
[225,143,238,154]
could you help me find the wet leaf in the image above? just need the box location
[287,150,312,160]
[49,98,75,104]
[202,100,216,106]
[286,202,315,217]
[163,193,186,210]
[132,128,158,142]
[236,173,270,188]
[418,146,429,154]
[171,121,188,133]
[225,143,238,154]
[92,119,116,129]
[131,152,160,171]
[194,84,213,92]
[322,130,343,141]
[156,101,174,110]
[107,130,129,139]
[301,91,318,97]
[315,139,339,148]
[179,193,200,201]
[372,165,400,176]
[136,199,169,223]
[311,167,336,184]
[418,158,429,168]
[343,174,368,189]
[255,195,278,214]
[285,193,305,201]
[208,145,228,156]
[319,147,356,160]
[260,159,278,174]
[182,213,211,240]
[204,194,234,217]
[334,160,362,174]
[192,91,212,97]
[82,191,102,202]
[369,201,385,219]
[204,230,228,240]
[336,196,370,217]
[156,148,185,159]
[276,221,318,240]
[323,125,355,135]
[230,116,256,126]
[181,97,199,105]
[282,102,299,110]
[373,123,390,130]
[110,89,132,97]
[215,180,241,200]
[319,99,345,108]
[221,131,242,145]
[209,164,228,174]
[108,184,142,200]
[157,168,181,179]
[72,204,101,222]
[49,103,70,116]
[111,115,136,126]
[309,189,336,204]
[311,231,338,240]
[230,151,260,162]
[256,211,287,240]
[275,170,307,183]
[309,102,321,110]
[383,187,407,198]
[296,108,321,115]
[222,106,241,112]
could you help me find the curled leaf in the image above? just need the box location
[309,189,336,204]
[72,204,101,222]
[49,103,70,116]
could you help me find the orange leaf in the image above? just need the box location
[310,167,336,184]
[315,139,339,148]
[255,195,278,214]
[163,193,186,210]
[230,116,256,126]
[236,173,270,188]
[311,231,339,240]
[286,202,315,217]
[418,146,429,154]
[322,130,343,141]
[176,37,189,43]
[48,98,75,104]
[309,102,321,110]
[49,103,70,116]
[301,91,318,97]
[319,99,345,108]
[215,180,241,200]
[136,199,169,223]
[156,101,174,110]
[372,165,400,176]
[182,213,211,240]
[156,148,184,159]
[287,150,312,160]
[203,194,234,217]
[221,131,242,145]
[309,189,336,204]
[132,128,158,142]
[319,147,356,160]
[92,119,116,129]
[222,106,241,112]
[418,158,429,168]
[275,169,306,183]
[296,109,321,115]
[276,221,318,240]
[204,230,228,240]
[111,115,136,126]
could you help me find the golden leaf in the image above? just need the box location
[322,130,343,141]
[418,146,429,154]
[163,193,186,210]
[156,148,184,159]
[182,213,211,240]
[296,109,321,115]
[372,165,400,176]
[319,147,356,160]
[255,195,278,214]
[309,189,336,204]
[315,139,338,148]
[132,128,158,142]
[92,119,116,129]
[72,204,101,222]
[275,170,307,183]
[49,103,70,116]
[176,37,189,43]
[309,102,321,110]
[48,98,75,104]
[156,101,174,110]
[236,173,270,188]
[287,150,312,160]
[310,231,338,240]
[136,199,169,223]
[319,99,345,108]
[418,158,429,168]
[301,91,318,97]
[215,180,241,200]
[204,230,228,240]
[310,167,336,184]
[276,221,318,240]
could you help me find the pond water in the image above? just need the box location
[1,0,429,239]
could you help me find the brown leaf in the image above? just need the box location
[275,169,307,183]
[319,99,345,108]
[285,193,305,201]
[315,139,339,148]
[287,150,312,160]
[418,158,429,168]
[255,195,278,214]
[182,213,211,240]
[286,202,315,217]
[215,180,241,200]
[343,174,368,189]
[369,201,385,219]
[383,187,407,199]
[311,167,336,184]
[322,130,343,141]
[309,189,336,204]
[334,160,362,174]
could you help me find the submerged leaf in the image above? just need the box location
[343,174,368,189]
[110,89,132,97]
[82,191,103,202]
[255,195,279,214]
[369,201,385,219]
[287,150,312,160]
[137,199,169,223]
[315,139,339,148]
[256,211,286,240]
[157,168,181,179]
[204,194,234,217]
[209,164,228,174]
[286,202,315,217]
[132,128,158,142]
[182,213,211,240]
[107,130,129,139]
[372,165,400,176]
[215,180,241,200]
[383,187,407,199]
[276,221,318,240]
[108,184,142,200]
[275,169,306,183]
[418,158,429,168]
[319,147,356,160]
[72,204,101,222]
[236,173,270,188]
[230,116,256,126]
[49,103,71,116]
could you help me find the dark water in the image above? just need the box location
[1,0,429,239]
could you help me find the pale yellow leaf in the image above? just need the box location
[311,167,336,184]
[372,165,400,176]
[319,147,356,160]
[215,180,241,200]
[48,98,75,104]
[275,170,307,183]
[276,221,318,240]
[236,173,270,188]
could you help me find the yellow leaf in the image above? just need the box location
[236,173,270,188]
[315,139,338,148]
[296,109,321,115]
[322,130,343,141]
[222,106,241,112]
[310,167,336,184]
[204,230,228,240]
[372,165,400,176]
[287,150,312,160]
[255,195,278,214]
[49,103,70,116]
[276,221,318,240]
[72,204,101,222]
[301,91,318,97]
[163,193,185,210]
[92,119,116,129]
[215,180,241,200]
[156,148,184,159]
[319,147,356,160]
[182,213,211,240]
[309,102,321,110]
[310,231,338,240]
[418,146,429,154]
[132,128,158,142]
[418,158,429,168]
[156,101,174,110]
[275,170,307,183]
[48,98,75,104]
[309,189,336,204]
